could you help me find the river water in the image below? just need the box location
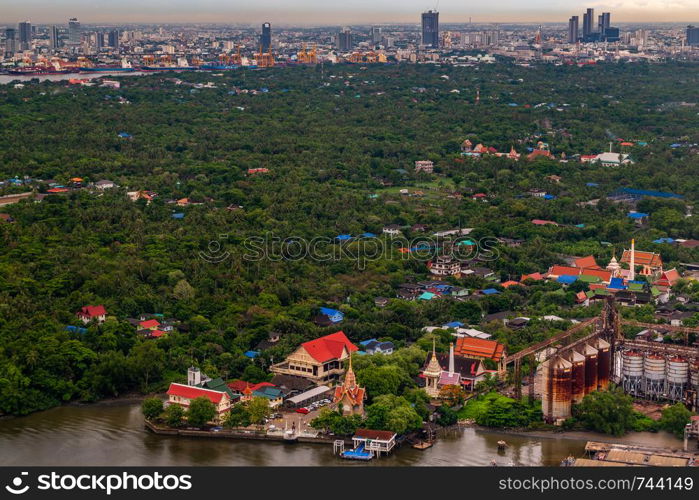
[0,402,684,466]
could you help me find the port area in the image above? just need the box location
[568,441,698,466]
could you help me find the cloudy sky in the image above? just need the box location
[3,0,698,24]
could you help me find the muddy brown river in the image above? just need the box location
[0,402,685,466]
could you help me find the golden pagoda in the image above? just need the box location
[333,356,366,416]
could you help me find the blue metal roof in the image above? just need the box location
[360,232,377,238]
[336,234,352,241]
[608,277,627,290]
[444,321,464,328]
[481,288,500,295]
[557,275,578,284]
[244,350,260,358]
[172,213,185,219]
[628,212,649,219]
[613,188,683,200]
[653,237,675,244]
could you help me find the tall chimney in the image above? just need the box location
[630,239,635,281]
[449,342,455,375]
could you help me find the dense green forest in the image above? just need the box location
[1,62,698,415]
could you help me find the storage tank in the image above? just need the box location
[643,354,665,400]
[666,357,689,401]
[579,343,598,395]
[621,350,643,395]
[568,350,586,404]
[542,357,572,423]
[595,337,611,390]
[691,360,699,389]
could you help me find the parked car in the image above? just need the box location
[295,407,310,414]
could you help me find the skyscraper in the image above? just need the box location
[582,8,594,38]
[421,10,439,48]
[18,21,32,51]
[108,29,120,49]
[371,26,382,44]
[598,12,611,33]
[4,28,17,55]
[68,18,81,44]
[50,25,60,50]
[568,16,579,43]
[337,27,353,51]
[261,22,271,52]
[688,25,699,46]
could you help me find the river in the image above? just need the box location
[0,402,685,466]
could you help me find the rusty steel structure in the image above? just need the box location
[508,297,699,423]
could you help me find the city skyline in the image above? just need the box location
[3,1,699,25]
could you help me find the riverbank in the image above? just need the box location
[144,420,353,446]
[469,425,685,450]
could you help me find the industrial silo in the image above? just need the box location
[579,343,598,395]
[542,356,573,422]
[691,360,699,389]
[666,357,689,401]
[621,350,643,396]
[595,337,611,390]
[643,353,666,400]
[568,350,586,404]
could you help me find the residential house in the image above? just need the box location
[382,224,402,236]
[429,255,461,276]
[77,305,107,324]
[270,331,358,384]
[94,180,116,190]
[166,383,232,423]
[359,339,394,355]
[414,160,434,173]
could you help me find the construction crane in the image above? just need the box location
[257,45,275,68]
[230,46,242,65]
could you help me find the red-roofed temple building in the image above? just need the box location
[454,337,507,375]
[270,331,358,384]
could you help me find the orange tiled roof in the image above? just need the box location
[547,265,581,277]
[580,268,612,282]
[621,249,663,268]
[454,337,505,362]
[574,255,599,269]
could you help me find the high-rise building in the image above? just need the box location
[18,21,32,51]
[68,17,81,44]
[4,28,17,55]
[421,10,439,48]
[260,22,271,51]
[108,29,120,49]
[50,25,60,50]
[688,25,699,46]
[582,8,594,38]
[371,26,382,44]
[94,31,104,50]
[337,27,353,51]
[598,12,611,33]
[568,16,579,43]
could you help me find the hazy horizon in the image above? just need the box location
[3,0,699,25]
